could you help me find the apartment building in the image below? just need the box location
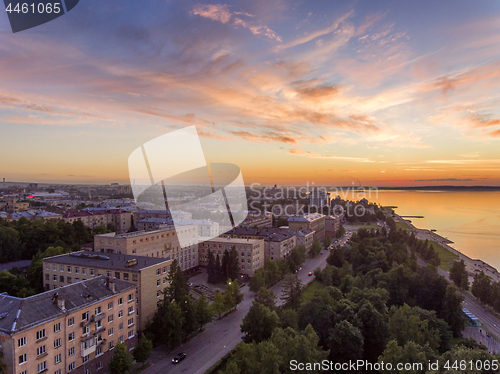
[198,237,264,276]
[42,251,172,331]
[0,200,29,213]
[264,231,297,261]
[0,277,138,374]
[133,209,192,226]
[325,215,340,238]
[94,226,199,273]
[137,218,220,238]
[63,210,132,233]
[288,213,326,241]
[240,210,272,228]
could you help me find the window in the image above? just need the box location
[128,293,134,302]
[128,306,134,315]
[108,301,113,310]
[75,267,79,274]
[55,353,62,364]
[114,272,120,279]
[95,306,102,315]
[45,273,49,280]
[124,273,129,281]
[96,320,102,329]
[90,269,94,276]
[67,277,72,284]
[118,297,123,305]
[96,346,103,357]
[83,354,90,363]
[68,362,75,371]
[108,315,114,323]
[36,329,46,341]
[18,336,27,347]
[156,269,161,276]
[67,266,71,273]
[109,341,114,350]
[53,275,57,281]
[157,290,161,298]
[82,311,89,321]
[119,323,123,331]
[68,347,75,356]
[59,276,64,282]
[128,330,135,339]
[68,332,75,341]
[37,345,46,356]
[75,278,79,282]
[60,266,64,272]
[53,265,57,271]
[163,277,167,284]
[37,361,47,373]
[54,338,61,348]
[157,280,160,286]
[83,326,90,335]
[118,310,123,318]
[119,335,124,343]
[19,353,27,365]
[132,274,138,281]
[106,271,111,277]
[68,317,75,326]
[55,370,62,374]
[82,268,87,275]
[128,318,134,326]
[54,322,61,333]
[108,327,114,336]
[97,361,103,370]
[162,266,166,273]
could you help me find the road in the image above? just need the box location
[147,235,348,374]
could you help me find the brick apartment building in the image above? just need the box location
[0,277,138,374]
[288,213,326,241]
[63,210,132,233]
[43,251,172,331]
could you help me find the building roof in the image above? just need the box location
[0,260,32,272]
[202,237,263,244]
[264,231,296,242]
[288,213,325,222]
[43,251,169,271]
[0,276,136,335]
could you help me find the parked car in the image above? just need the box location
[172,353,187,363]
[308,272,313,276]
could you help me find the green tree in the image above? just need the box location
[133,335,153,365]
[378,340,427,374]
[450,259,469,290]
[207,250,217,283]
[442,285,465,337]
[109,342,134,374]
[107,222,118,232]
[165,260,188,303]
[323,236,332,249]
[280,274,302,309]
[255,287,277,311]
[163,301,185,348]
[241,302,280,343]
[225,280,243,308]
[327,246,344,267]
[472,271,491,304]
[0,352,7,374]
[309,239,322,257]
[211,290,227,319]
[249,269,266,292]
[28,245,71,292]
[195,294,213,331]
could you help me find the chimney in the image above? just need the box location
[57,297,66,311]
[52,292,59,305]
[108,279,116,293]
[106,277,110,288]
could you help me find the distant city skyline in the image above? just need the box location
[1,1,499,186]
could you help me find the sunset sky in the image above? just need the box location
[0,0,499,186]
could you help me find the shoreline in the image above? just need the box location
[393,214,500,283]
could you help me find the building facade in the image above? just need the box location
[0,277,138,374]
[325,215,340,238]
[288,213,326,241]
[42,251,172,331]
[198,237,264,276]
[63,210,132,233]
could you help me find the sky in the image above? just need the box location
[0,0,499,187]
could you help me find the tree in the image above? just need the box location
[163,301,185,348]
[255,287,277,310]
[442,285,465,337]
[107,222,117,232]
[215,253,222,283]
[28,245,71,292]
[323,236,332,249]
[249,269,266,292]
[309,239,322,257]
[378,340,427,374]
[211,290,226,319]
[472,271,491,304]
[280,274,302,309]
[225,279,243,308]
[450,259,469,290]
[335,223,345,238]
[327,246,344,267]
[195,294,213,331]
[241,302,280,343]
[0,352,8,374]
[133,335,153,365]
[207,250,217,284]
[164,260,188,303]
[109,342,134,374]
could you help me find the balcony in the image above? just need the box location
[80,319,91,327]
[80,337,96,357]
[92,313,106,322]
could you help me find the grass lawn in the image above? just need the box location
[429,241,458,271]
[395,221,413,231]
[300,280,325,305]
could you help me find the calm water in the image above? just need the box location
[331,190,500,270]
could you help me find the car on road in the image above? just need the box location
[308,272,313,276]
[172,353,186,363]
